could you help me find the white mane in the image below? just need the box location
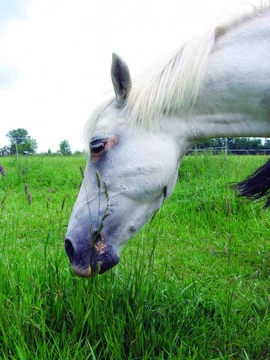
[85,1,270,146]
[125,1,270,128]
[126,29,215,128]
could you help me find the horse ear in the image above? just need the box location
[111,53,132,103]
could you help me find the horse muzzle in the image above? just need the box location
[64,233,119,277]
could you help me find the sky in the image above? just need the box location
[0,0,263,153]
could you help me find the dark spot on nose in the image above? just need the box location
[163,186,167,198]
[129,226,136,232]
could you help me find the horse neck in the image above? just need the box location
[175,11,270,144]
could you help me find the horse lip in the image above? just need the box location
[96,250,120,274]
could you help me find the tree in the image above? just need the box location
[0,145,11,156]
[194,137,264,152]
[6,128,37,155]
[264,139,270,148]
[196,138,226,149]
[59,140,72,155]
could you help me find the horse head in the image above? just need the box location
[64,54,189,276]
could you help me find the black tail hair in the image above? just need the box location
[236,159,270,208]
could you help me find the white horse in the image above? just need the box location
[65,3,270,277]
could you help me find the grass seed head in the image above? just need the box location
[0,164,5,176]
[79,166,84,179]
[27,192,32,205]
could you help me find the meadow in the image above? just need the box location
[0,154,269,360]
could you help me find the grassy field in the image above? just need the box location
[0,155,269,359]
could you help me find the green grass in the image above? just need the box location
[0,154,269,359]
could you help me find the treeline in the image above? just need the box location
[0,128,79,156]
[1,129,269,156]
[190,137,270,154]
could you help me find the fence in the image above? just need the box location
[187,148,270,155]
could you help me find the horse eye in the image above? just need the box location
[91,142,106,154]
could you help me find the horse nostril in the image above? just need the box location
[65,239,75,262]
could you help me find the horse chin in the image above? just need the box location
[96,245,119,274]
[94,245,120,274]
[72,265,92,278]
